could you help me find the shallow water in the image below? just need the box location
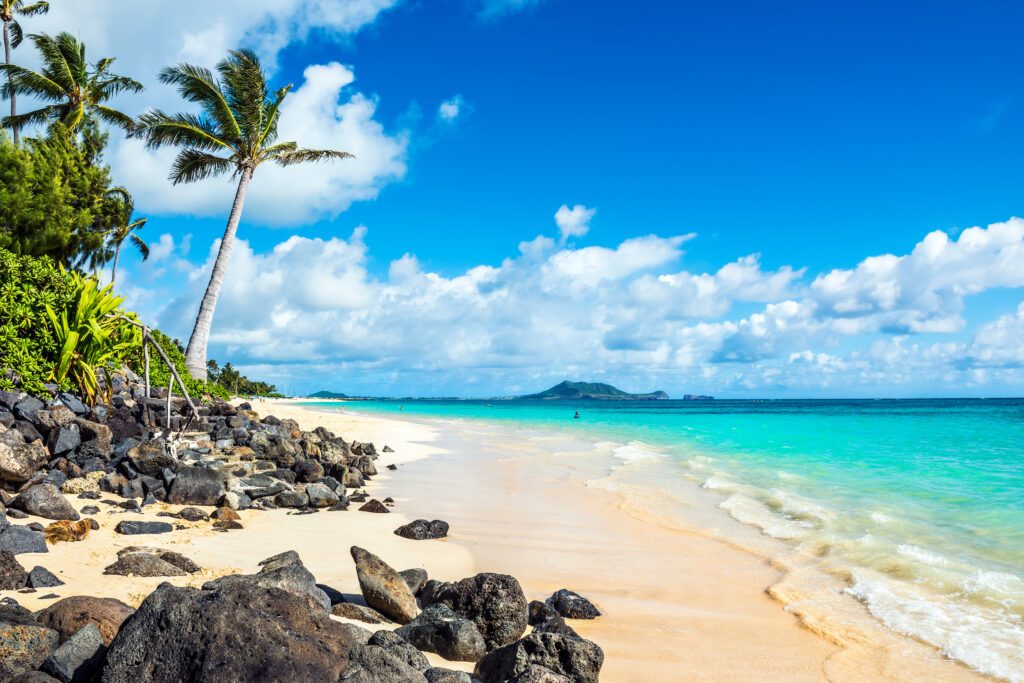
[301,398,1024,681]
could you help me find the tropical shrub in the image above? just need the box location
[129,328,230,402]
[45,272,141,403]
[0,247,77,394]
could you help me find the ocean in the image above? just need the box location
[303,397,1024,681]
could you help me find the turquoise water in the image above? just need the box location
[305,398,1024,680]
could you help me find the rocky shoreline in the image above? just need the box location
[0,374,605,682]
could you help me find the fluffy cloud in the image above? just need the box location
[146,217,1024,396]
[554,204,596,243]
[438,95,465,122]
[477,0,545,20]
[22,2,407,226]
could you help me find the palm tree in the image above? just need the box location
[0,31,142,135]
[104,187,149,285]
[0,0,47,144]
[135,48,353,380]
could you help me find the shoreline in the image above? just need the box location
[276,400,993,682]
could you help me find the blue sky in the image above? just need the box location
[23,0,1024,397]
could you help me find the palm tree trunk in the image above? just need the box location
[2,20,16,146]
[184,166,253,380]
[110,242,121,286]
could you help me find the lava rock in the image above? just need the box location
[100,578,362,682]
[331,602,392,624]
[0,525,48,555]
[305,483,340,508]
[273,490,308,508]
[420,573,528,651]
[528,601,559,626]
[113,521,173,535]
[549,590,600,620]
[166,467,226,506]
[507,665,573,682]
[0,610,59,678]
[395,604,487,662]
[358,499,389,513]
[209,551,330,614]
[394,519,449,541]
[368,629,430,672]
[209,507,240,522]
[424,668,472,683]
[27,567,64,589]
[126,440,176,478]
[46,426,80,457]
[400,568,429,596]
[34,596,135,646]
[473,633,604,683]
[41,622,106,683]
[351,546,418,624]
[103,552,187,578]
[342,642,428,683]
[13,485,80,521]
[0,550,29,589]
[175,507,208,522]
[0,441,48,484]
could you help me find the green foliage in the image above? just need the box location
[0,125,128,266]
[130,328,230,401]
[0,247,76,394]
[45,272,140,403]
[206,359,278,397]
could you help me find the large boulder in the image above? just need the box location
[100,579,362,682]
[0,525,48,555]
[0,441,48,483]
[395,604,487,662]
[13,484,80,521]
[425,669,473,683]
[127,440,176,478]
[473,633,604,683]
[340,643,427,683]
[41,622,106,683]
[0,610,59,679]
[507,665,573,682]
[421,573,528,650]
[549,590,600,620]
[350,546,418,624]
[400,568,429,595]
[113,521,172,536]
[368,630,430,672]
[46,425,80,457]
[0,550,29,589]
[166,467,225,506]
[207,551,329,614]
[394,519,449,541]
[34,596,135,647]
[305,483,340,508]
[103,553,187,578]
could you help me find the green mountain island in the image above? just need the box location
[519,381,670,401]
[308,390,349,399]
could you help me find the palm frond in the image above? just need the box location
[0,62,65,99]
[134,110,234,152]
[93,73,143,100]
[29,32,76,92]
[158,63,241,141]
[129,232,149,260]
[92,104,135,131]
[169,148,233,185]
[17,2,49,17]
[220,49,268,145]
[257,140,296,162]
[8,19,22,48]
[272,147,355,167]
[2,103,59,128]
[256,84,291,149]
[62,100,85,129]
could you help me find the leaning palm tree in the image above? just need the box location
[0,31,142,134]
[134,49,353,380]
[1,0,47,144]
[104,188,149,286]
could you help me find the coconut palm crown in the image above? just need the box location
[134,48,353,380]
[1,0,49,144]
[0,31,143,133]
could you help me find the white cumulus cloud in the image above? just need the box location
[554,204,596,244]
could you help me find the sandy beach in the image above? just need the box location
[1,399,992,681]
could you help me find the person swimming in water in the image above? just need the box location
[573,411,580,419]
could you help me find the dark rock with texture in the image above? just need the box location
[528,600,559,626]
[394,519,449,540]
[113,521,173,536]
[368,629,430,672]
[41,622,106,683]
[473,633,604,683]
[351,546,418,624]
[507,665,573,682]
[13,396,45,423]
[400,568,429,595]
[13,485,80,521]
[27,567,64,589]
[420,573,528,651]
[395,604,487,662]
[425,668,472,683]
[166,467,225,506]
[0,441,48,484]
[209,551,329,614]
[46,426,80,457]
[341,642,427,683]
[273,490,308,508]
[100,578,361,682]
[0,610,59,679]
[175,507,208,522]
[0,550,29,589]
[331,602,392,624]
[549,590,600,620]
[0,526,48,555]
[358,499,389,513]
[127,440,176,478]
[103,553,187,578]
[34,596,135,646]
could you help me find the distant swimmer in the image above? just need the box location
[574,411,580,419]
[400,405,405,410]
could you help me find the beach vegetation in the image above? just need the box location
[134,48,352,380]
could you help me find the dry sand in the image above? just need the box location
[0,399,991,681]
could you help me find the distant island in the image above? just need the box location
[519,380,669,401]
[308,390,349,399]
[683,394,714,400]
